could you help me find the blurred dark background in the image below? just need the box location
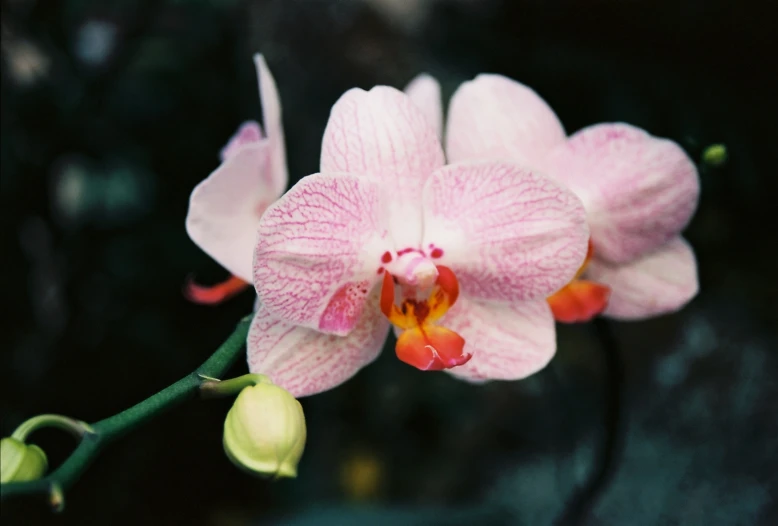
[2,0,776,524]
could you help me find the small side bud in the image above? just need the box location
[223,379,306,479]
[0,437,48,483]
[702,143,727,167]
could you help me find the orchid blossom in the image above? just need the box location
[416,74,699,322]
[185,54,287,305]
[246,84,590,396]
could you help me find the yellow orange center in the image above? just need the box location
[547,240,611,323]
[379,266,471,371]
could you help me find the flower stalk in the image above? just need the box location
[0,316,252,511]
[10,415,94,442]
[555,318,625,525]
[199,373,270,399]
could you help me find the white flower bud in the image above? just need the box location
[223,379,306,479]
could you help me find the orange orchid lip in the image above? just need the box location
[548,279,611,323]
[185,274,251,305]
[380,265,470,371]
[547,239,611,323]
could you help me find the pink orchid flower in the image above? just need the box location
[185,54,287,304]
[246,83,590,397]
[414,74,699,322]
[183,66,435,307]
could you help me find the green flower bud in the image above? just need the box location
[223,379,306,479]
[702,143,728,167]
[0,437,48,483]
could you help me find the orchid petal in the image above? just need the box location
[446,74,566,166]
[254,54,288,198]
[442,298,556,381]
[545,123,699,264]
[184,275,251,305]
[219,121,263,162]
[422,160,589,302]
[403,74,443,139]
[186,144,273,282]
[247,297,390,398]
[186,55,288,282]
[586,236,698,320]
[320,86,444,245]
[254,173,391,335]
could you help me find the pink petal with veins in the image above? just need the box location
[254,54,288,198]
[586,236,698,320]
[545,123,699,264]
[446,74,566,167]
[320,86,444,245]
[186,55,288,281]
[423,160,589,302]
[443,298,556,381]
[254,173,391,335]
[404,73,443,140]
[186,144,272,282]
[220,121,264,162]
[247,294,390,397]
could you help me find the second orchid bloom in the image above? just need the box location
[443,75,700,323]
[185,54,287,305]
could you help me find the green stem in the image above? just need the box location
[0,317,251,510]
[11,415,93,442]
[199,373,269,399]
